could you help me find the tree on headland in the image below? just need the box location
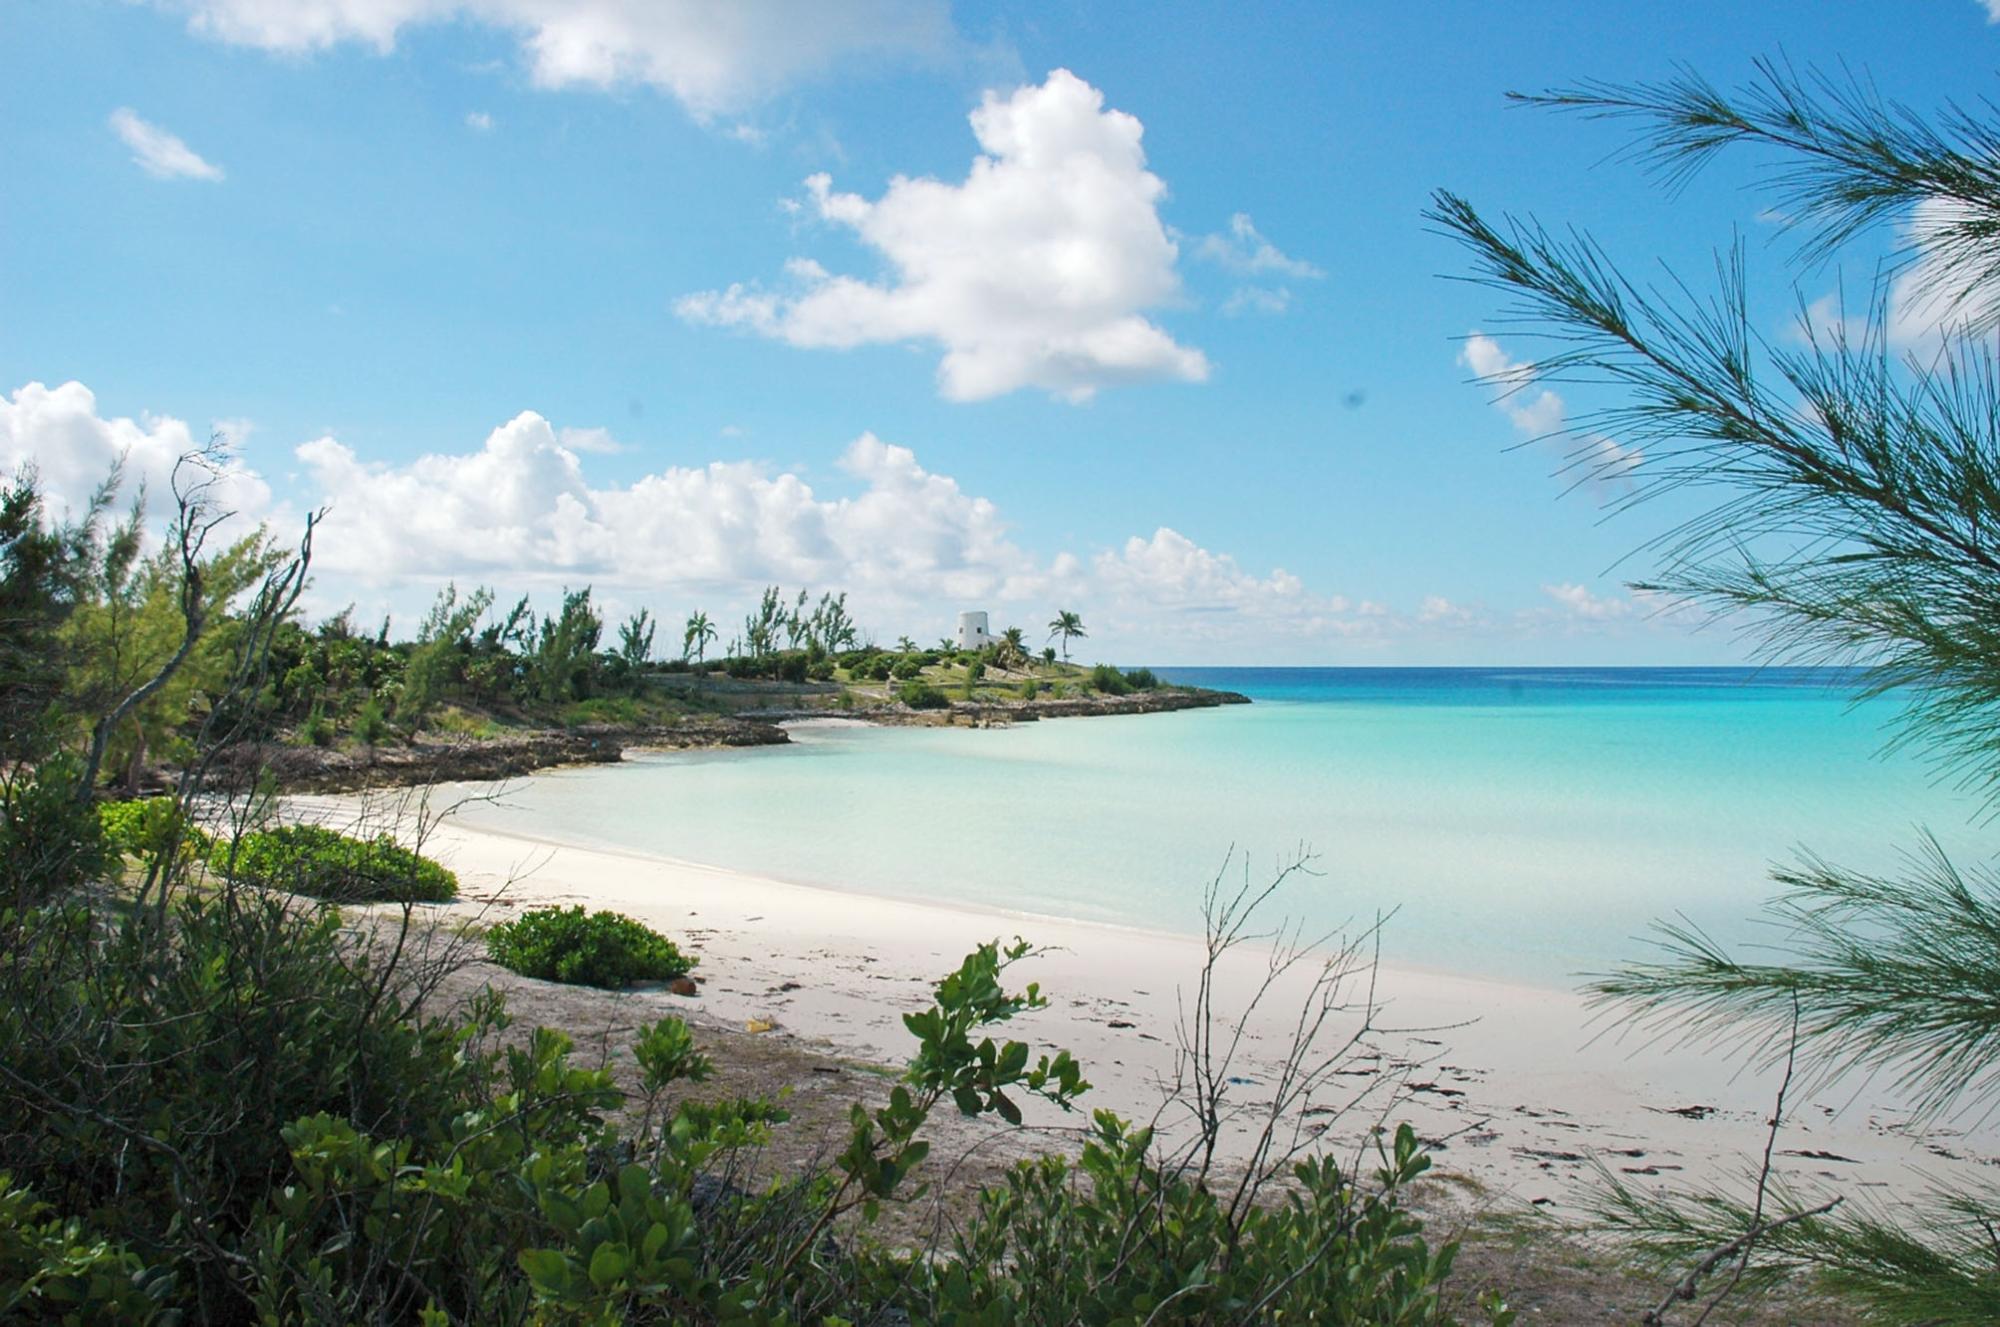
[63,448,285,795]
[616,608,656,671]
[997,625,1028,670]
[1047,610,1086,664]
[682,610,716,663]
[1437,59,2000,1321]
[522,587,602,703]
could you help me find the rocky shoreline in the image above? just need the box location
[198,686,1249,794]
[764,684,1253,727]
[200,717,792,794]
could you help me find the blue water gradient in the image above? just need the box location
[448,668,1990,989]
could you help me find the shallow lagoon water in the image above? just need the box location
[446,668,1991,988]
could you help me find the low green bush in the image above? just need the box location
[485,905,696,988]
[898,681,950,710]
[219,824,458,903]
[890,657,924,680]
[1122,667,1160,690]
[0,1173,177,1322]
[1089,664,1131,696]
[0,756,109,910]
[99,796,211,864]
[354,697,390,745]
[1020,679,1040,700]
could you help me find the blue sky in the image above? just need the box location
[4,1,1994,663]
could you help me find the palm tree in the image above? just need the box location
[1047,610,1086,664]
[997,626,1028,671]
[896,635,917,654]
[682,610,717,664]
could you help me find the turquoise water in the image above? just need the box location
[449,668,1992,988]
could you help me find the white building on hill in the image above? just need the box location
[955,610,994,651]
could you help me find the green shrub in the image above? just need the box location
[354,697,389,745]
[0,757,109,909]
[1122,667,1159,690]
[485,906,695,988]
[898,681,950,710]
[0,1175,175,1322]
[301,703,333,748]
[219,824,458,903]
[1089,664,1131,696]
[807,660,835,682]
[0,891,491,1318]
[1020,679,1040,700]
[99,796,211,864]
[775,653,809,683]
[0,869,1494,1325]
[890,657,924,680]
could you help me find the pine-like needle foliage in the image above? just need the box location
[1434,60,2000,1323]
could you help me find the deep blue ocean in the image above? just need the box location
[450,667,1988,987]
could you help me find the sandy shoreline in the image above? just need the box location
[293,784,1999,1215]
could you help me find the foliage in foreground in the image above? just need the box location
[98,795,212,864]
[217,822,459,902]
[0,858,1498,1324]
[1439,57,2000,1323]
[486,904,696,988]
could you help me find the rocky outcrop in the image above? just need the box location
[200,719,790,794]
[753,686,1251,728]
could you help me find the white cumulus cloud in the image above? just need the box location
[1886,196,2000,348]
[1459,332,1639,498]
[1542,582,1630,620]
[109,107,224,181]
[1198,214,1320,319]
[1221,286,1291,317]
[1089,527,1364,645]
[2,381,1713,659]
[293,411,1063,611]
[0,380,270,532]
[161,0,951,119]
[1195,213,1321,279]
[678,69,1210,402]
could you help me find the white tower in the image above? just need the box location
[955,610,993,650]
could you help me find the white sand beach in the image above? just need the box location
[293,785,1998,1216]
